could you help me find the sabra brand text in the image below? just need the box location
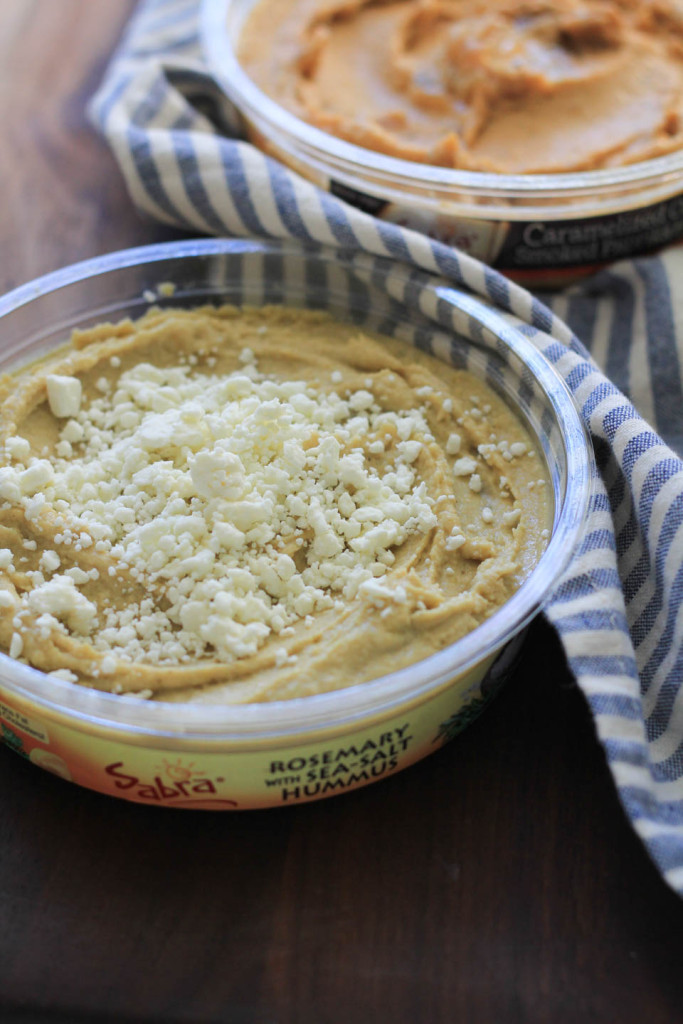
[104,759,239,807]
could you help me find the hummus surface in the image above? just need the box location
[238,0,683,173]
[0,307,549,703]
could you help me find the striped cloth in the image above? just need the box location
[90,0,683,893]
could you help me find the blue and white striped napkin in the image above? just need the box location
[90,0,683,893]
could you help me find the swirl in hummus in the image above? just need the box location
[238,0,683,173]
[0,306,549,703]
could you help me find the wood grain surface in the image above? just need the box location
[1,3,683,1023]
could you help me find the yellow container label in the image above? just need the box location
[0,655,499,809]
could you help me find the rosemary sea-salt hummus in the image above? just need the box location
[0,306,549,703]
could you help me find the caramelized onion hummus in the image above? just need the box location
[0,307,549,703]
[238,0,683,173]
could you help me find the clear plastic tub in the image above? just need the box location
[0,239,591,809]
[201,0,683,285]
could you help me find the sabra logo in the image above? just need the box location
[104,757,238,807]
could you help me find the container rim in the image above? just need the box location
[0,238,593,741]
[200,0,683,200]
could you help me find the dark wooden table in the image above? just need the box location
[2,3,683,1023]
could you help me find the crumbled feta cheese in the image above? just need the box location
[39,550,61,573]
[503,508,521,526]
[453,456,477,477]
[20,461,55,495]
[5,436,30,461]
[27,577,97,634]
[190,448,246,500]
[446,432,461,455]
[46,375,82,418]
[47,668,79,683]
[398,440,422,463]
[358,578,407,607]
[348,390,374,411]
[1,351,445,667]
[60,420,84,444]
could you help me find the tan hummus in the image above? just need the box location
[238,0,683,173]
[0,307,549,703]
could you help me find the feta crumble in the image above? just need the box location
[0,353,444,667]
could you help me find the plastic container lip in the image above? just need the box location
[0,238,592,742]
[201,0,683,211]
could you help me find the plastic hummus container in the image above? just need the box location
[201,0,683,285]
[0,239,591,809]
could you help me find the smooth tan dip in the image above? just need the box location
[0,307,549,703]
[238,0,683,173]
